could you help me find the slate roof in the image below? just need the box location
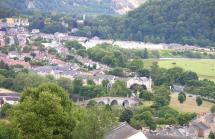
[145,134,193,139]
[193,122,209,131]
[5,97,19,101]
[159,127,185,137]
[105,122,140,139]
[0,92,20,97]
[172,84,185,93]
[33,65,150,84]
[205,113,215,123]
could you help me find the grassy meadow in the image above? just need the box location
[141,94,214,114]
[170,93,214,114]
[143,59,215,82]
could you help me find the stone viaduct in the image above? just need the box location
[79,97,140,107]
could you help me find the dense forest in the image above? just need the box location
[0,0,115,15]
[75,0,215,47]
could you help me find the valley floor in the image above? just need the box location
[144,58,215,82]
[170,93,214,114]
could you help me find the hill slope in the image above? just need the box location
[76,0,215,47]
[0,0,145,15]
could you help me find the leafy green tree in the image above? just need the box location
[72,108,116,139]
[178,113,196,126]
[56,77,73,93]
[211,105,215,113]
[158,106,179,119]
[209,132,215,139]
[72,78,83,94]
[48,48,58,55]
[80,85,106,98]
[102,55,114,66]
[179,71,199,85]
[87,79,96,86]
[42,22,67,34]
[108,67,125,77]
[0,61,9,70]
[65,41,84,50]
[102,80,109,88]
[167,67,184,84]
[1,78,14,90]
[11,84,77,139]
[110,81,130,97]
[78,0,215,47]
[87,44,127,67]
[131,110,156,130]
[24,57,31,62]
[76,49,88,57]
[157,106,179,125]
[13,73,50,91]
[0,103,12,118]
[150,62,160,80]
[196,96,203,106]
[143,48,149,59]
[87,100,97,108]
[105,104,112,111]
[153,86,171,108]
[119,109,133,123]
[128,59,144,72]
[139,90,153,101]
[178,93,186,104]
[137,69,150,78]
[0,121,19,139]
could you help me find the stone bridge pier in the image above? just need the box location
[91,97,140,107]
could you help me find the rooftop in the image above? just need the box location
[105,122,141,139]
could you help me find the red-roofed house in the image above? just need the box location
[0,56,31,68]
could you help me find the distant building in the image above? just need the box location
[158,113,215,138]
[190,113,215,137]
[31,29,40,34]
[32,65,152,91]
[0,91,20,107]
[105,122,148,139]
[188,122,210,137]
[145,134,193,139]
[0,56,31,69]
[6,18,15,27]
[8,51,20,59]
[76,14,86,25]
[127,77,152,91]
[0,36,5,47]
[171,84,185,93]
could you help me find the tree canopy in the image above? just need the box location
[76,0,215,47]
[9,83,116,139]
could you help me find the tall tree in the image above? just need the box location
[72,78,83,94]
[119,109,133,123]
[211,105,215,113]
[209,132,215,139]
[110,80,130,97]
[178,93,186,104]
[72,108,116,139]
[153,86,171,108]
[196,96,203,106]
[143,48,149,59]
[11,84,77,139]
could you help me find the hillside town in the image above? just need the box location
[0,13,215,139]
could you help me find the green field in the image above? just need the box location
[144,59,215,82]
[170,94,214,114]
[141,94,214,114]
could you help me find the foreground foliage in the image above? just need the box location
[0,84,116,139]
[76,0,215,47]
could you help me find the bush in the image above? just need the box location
[211,105,215,113]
